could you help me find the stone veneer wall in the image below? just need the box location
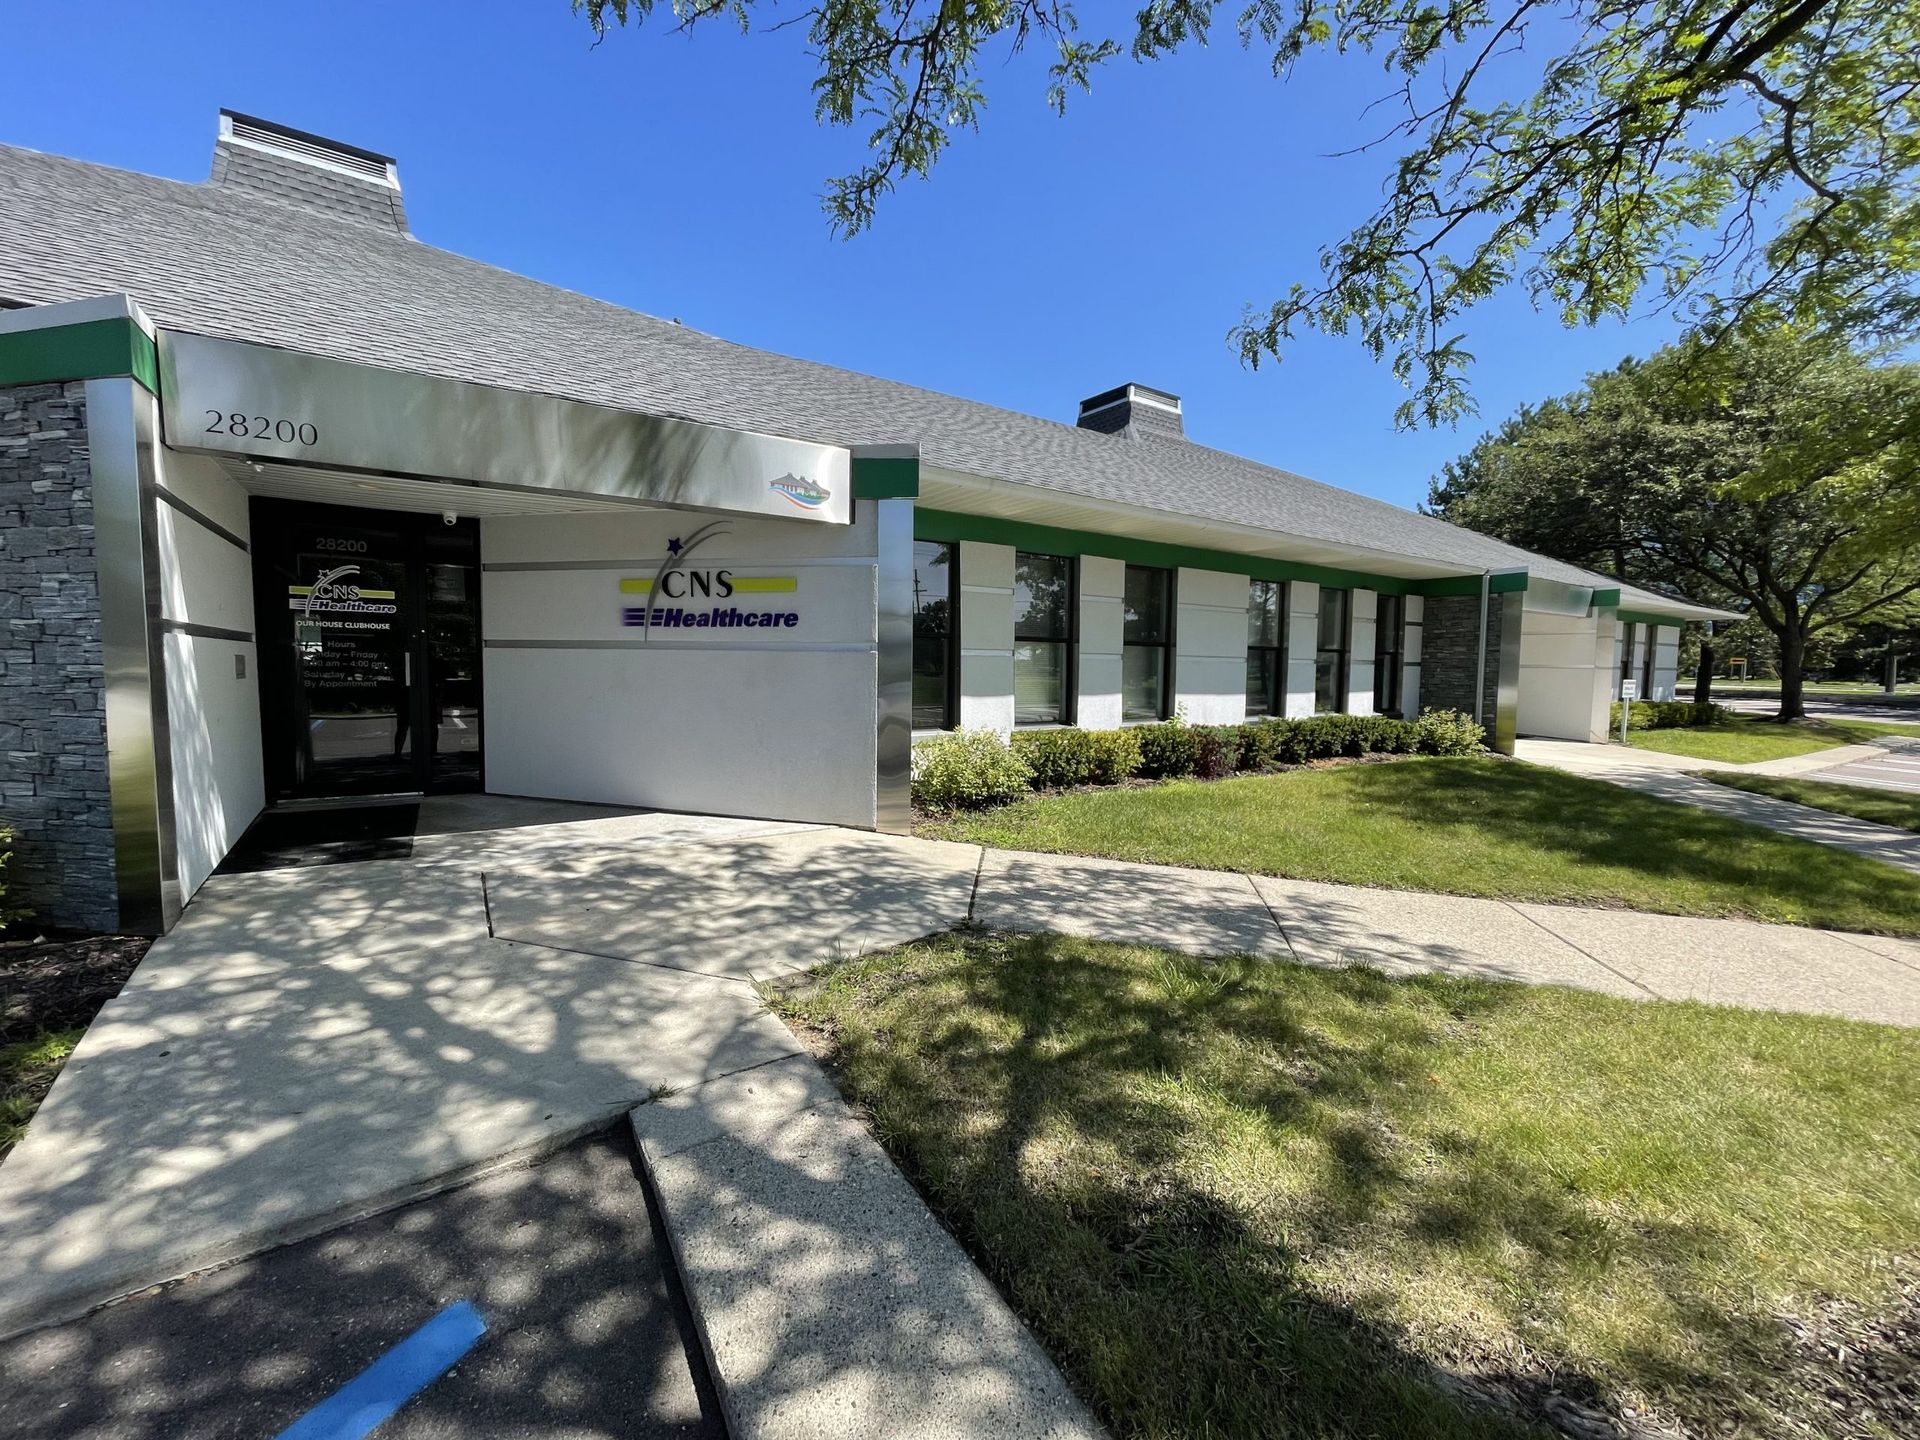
[0,382,118,931]
[1419,592,1502,723]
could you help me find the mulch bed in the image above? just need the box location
[1,930,150,1047]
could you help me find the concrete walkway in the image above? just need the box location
[1515,737,1920,874]
[5,801,1920,1404]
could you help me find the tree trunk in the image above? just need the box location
[1777,625,1808,721]
[1693,636,1715,704]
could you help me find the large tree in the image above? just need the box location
[575,0,1920,425]
[1427,331,1920,718]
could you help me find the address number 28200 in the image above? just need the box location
[204,410,319,446]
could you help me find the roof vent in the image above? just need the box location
[1076,383,1184,442]
[210,110,408,235]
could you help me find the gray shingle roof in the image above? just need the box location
[0,138,1719,615]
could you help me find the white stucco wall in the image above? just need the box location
[155,448,263,899]
[1346,588,1378,714]
[1284,580,1319,718]
[956,540,1015,733]
[482,506,880,827]
[1077,555,1124,731]
[1172,567,1249,724]
[1401,594,1424,719]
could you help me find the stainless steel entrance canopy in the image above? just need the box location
[158,331,854,526]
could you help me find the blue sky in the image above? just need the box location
[1,1,1692,510]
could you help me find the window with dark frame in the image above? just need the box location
[1620,623,1637,690]
[1121,565,1173,721]
[1013,550,1075,725]
[1641,625,1658,698]
[910,540,956,730]
[1245,579,1288,717]
[1314,587,1350,713]
[1373,594,1404,715]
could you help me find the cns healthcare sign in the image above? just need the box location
[619,522,799,635]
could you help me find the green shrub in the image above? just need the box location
[1238,718,1288,770]
[912,729,1033,810]
[1609,699,1732,731]
[1192,725,1242,780]
[1135,717,1200,779]
[1084,728,1144,785]
[1414,708,1486,755]
[1011,728,1098,789]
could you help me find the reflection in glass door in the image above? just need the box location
[254,499,482,801]
[288,517,413,795]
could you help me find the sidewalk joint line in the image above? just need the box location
[966,846,986,925]
[1503,901,1660,999]
[1245,873,1303,962]
[480,871,495,938]
[1830,930,1920,975]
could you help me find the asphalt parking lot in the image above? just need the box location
[0,1128,723,1440]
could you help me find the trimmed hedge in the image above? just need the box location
[1610,699,1733,731]
[912,709,1486,809]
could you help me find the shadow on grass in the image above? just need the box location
[792,931,1868,1440]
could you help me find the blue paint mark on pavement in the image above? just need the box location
[275,1300,486,1440]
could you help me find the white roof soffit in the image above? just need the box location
[919,466,1486,584]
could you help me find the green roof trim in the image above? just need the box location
[915,507,1516,596]
[850,453,919,499]
[1617,607,1682,628]
[1589,588,1622,609]
[0,317,158,394]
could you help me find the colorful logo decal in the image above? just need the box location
[619,523,799,637]
[288,564,398,618]
[770,474,832,510]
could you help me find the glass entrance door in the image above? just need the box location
[253,499,483,801]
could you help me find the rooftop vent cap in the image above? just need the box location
[219,111,399,188]
[1076,383,1185,442]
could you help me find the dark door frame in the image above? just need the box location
[249,496,484,803]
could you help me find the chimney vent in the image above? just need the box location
[1076,383,1184,442]
[211,110,408,235]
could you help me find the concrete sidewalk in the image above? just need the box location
[6,805,1920,1350]
[1515,737,1920,874]
[0,815,978,1340]
[633,1056,1104,1440]
[973,849,1920,1024]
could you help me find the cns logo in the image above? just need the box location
[287,564,398,617]
[619,522,798,638]
[770,474,832,511]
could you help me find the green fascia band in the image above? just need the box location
[0,318,159,394]
[850,455,920,499]
[915,507,1524,597]
[1617,607,1677,627]
[1589,588,1622,609]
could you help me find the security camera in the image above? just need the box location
[442,510,458,526]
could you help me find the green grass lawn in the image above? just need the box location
[1706,680,1920,697]
[1709,773,1920,833]
[777,932,1920,1440]
[1622,714,1920,764]
[922,756,1920,934]
[0,1028,82,1158]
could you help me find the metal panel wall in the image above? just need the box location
[1492,590,1524,755]
[874,498,914,834]
[87,377,181,933]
